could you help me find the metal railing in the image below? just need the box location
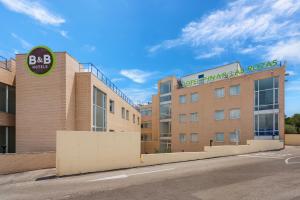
[79,63,139,111]
[0,55,9,71]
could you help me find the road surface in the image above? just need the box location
[0,146,300,200]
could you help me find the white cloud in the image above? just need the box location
[286,70,297,76]
[59,30,68,38]
[286,79,300,92]
[111,78,124,82]
[120,69,154,83]
[0,0,65,26]
[121,88,154,104]
[266,39,300,64]
[83,44,96,52]
[11,33,32,49]
[196,47,224,59]
[149,0,300,60]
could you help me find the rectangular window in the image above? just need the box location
[160,81,171,94]
[179,95,186,104]
[254,77,279,111]
[215,88,224,98]
[137,117,140,125]
[109,99,114,113]
[190,112,198,122]
[230,85,240,96]
[179,133,187,143]
[179,114,187,123]
[126,110,129,120]
[190,133,199,143]
[121,107,125,119]
[0,83,6,112]
[229,132,238,142]
[160,95,171,102]
[133,114,135,123]
[141,109,152,116]
[93,87,107,132]
[215,132,224,142]
[160,103,171,119]
[255,112,279,136]
[160,121,171,137]
[142,121,152,128]
[191,93,199,102]
[160,139,171,152]
[215,110,224,120]
[230,109,240,119]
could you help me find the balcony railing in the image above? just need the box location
[0,55,10,71]
[79,63,139,111]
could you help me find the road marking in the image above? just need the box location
[89,168,175,182]
[129,168,175,176]
[89,174,128,182]
[238,154,284,159]
[285,156,300,165]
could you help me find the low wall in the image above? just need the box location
[56,131,141,176]
[56,131,283,176]
[0,152,55,175]
[140,140,283,166]
[285,134,300,146]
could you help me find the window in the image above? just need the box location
[215,132,224,142]
[160,81,171,94]
[215,88,224,98]
[160,103,171,119]
[0,83,6,112]
[126,110,129,120]
[190,133,199,143]
[191,93,199,102]
[109,100,114,113]
[133,114,135,123]
[141,109,152,116]
[160,121,171,137]
[137,117,140,125]
[160,95,171,102]
[230,85,240,96]
[190,112,198,122]
[179,114,187,123]
[230,109,240,119]
[142,121,152,128]
[93,87,107,132]
[255,112,279,136]
[179,95,186,104]
[179,133,187,143]
[160,139,171,152]
[141,134,150,141]
[215,110,224,120]
[255,77,279,111]
[121,107,125,119]
[230,132,238,142]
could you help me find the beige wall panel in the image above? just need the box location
[285,134,300,146]
[56,131,141,176]
[0,152,55,174]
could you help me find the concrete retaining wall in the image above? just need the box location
[56,131,283,176]
[285,134,300,146]
[0,152,55,175]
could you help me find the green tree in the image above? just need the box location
[285,124,298,134]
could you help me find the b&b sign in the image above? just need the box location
[26,46,56,76]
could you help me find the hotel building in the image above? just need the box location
[141,61,285,153]
[0,48,140,153]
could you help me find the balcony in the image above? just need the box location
[79,63,139,111]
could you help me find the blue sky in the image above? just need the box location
[0,0,299,116]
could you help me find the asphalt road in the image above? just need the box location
[0,146,300,200]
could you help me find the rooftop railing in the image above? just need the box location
[79,63,139,111]
[0,55,10,71]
